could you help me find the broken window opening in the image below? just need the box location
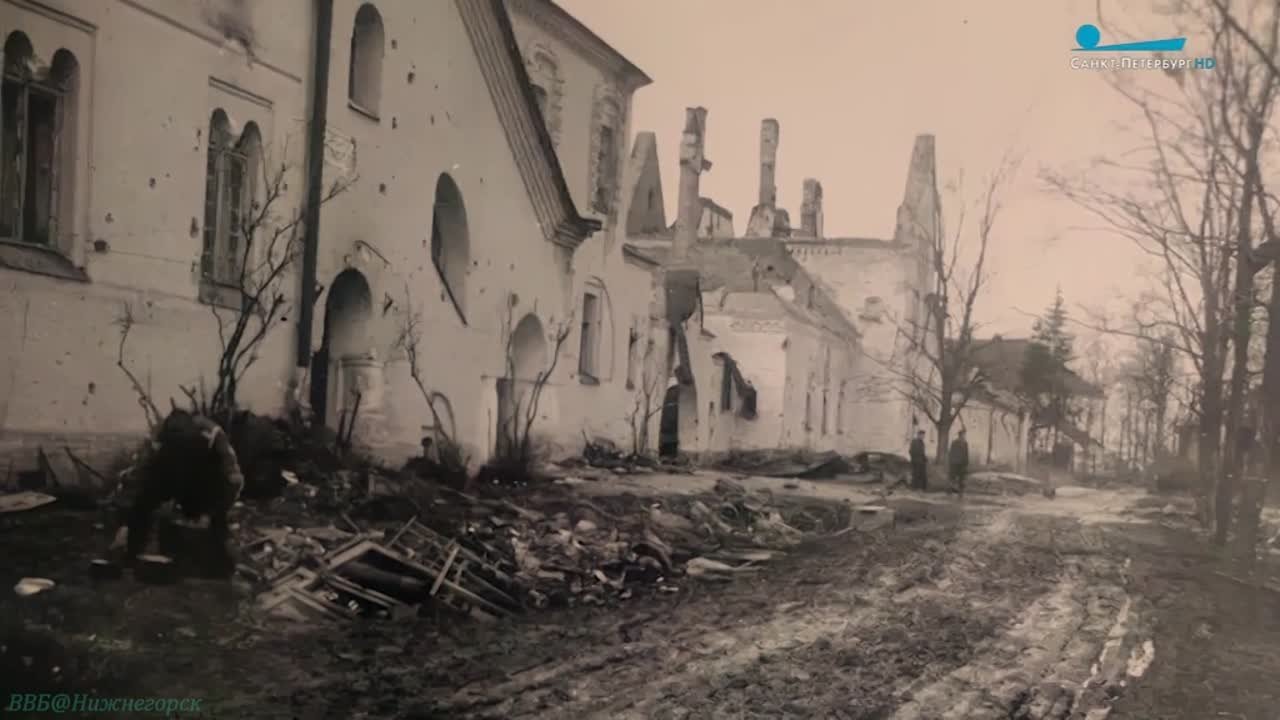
[720,362,733,413]
[201,113,258,289]
[836,382,846,434]
[804,391,813,432]
[821,391,829,435]
[1,35,76,248]
[431,173,470,325]
[578,291,601,381]
[625,327,639,390]
[592,123,616,214]
[348,3,385,117]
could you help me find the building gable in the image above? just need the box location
[454,0,600,250]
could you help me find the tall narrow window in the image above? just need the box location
[720,363,733,413]
[348,4,385,117]
[821,391,829,435]
[1,35,76,247]
[431,173,470,323]
[626,327,639,390]
[201,113,257,288]
[593,124,617,213]
[579,292,601,380]
[836,381,847,434]
[805,391,813,432]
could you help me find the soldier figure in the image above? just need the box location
[117,409,245,576]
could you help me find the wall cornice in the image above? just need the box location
[455,0,600,252]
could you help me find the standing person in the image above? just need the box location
[949,429,970,497]
[909,429,928,491]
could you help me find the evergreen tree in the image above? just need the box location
[1021,288,1078,452]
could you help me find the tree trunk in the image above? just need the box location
[1217,149,1259,545]
[935,415,951,467]
[1200,351,1225,529]
[1098,397,1107,475]
[1236,263,1280,559]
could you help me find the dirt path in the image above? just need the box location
[4,477,1279,719]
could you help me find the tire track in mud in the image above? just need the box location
[890,525,1152,720]
[429,503,1152,720]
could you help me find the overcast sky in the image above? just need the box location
[558,0,1196,339]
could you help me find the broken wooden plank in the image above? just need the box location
[431,544,461,596]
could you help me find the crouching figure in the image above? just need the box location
[117,409,245,576]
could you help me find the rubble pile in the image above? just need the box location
[240,468,856,625]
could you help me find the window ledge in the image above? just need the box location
[198,280,244,311]
[578,373,599,386]
[0,242,89,283]
[348,100,381,123]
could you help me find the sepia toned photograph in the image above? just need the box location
[1,0,1279,717]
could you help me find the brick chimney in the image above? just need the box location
[672,107,711,261]
[666,107,710,325]
[758,118,779,206]
[800,178,823,237]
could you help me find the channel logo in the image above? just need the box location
[1072,23,1186,52]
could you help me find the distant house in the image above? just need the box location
[969,336,1106,471]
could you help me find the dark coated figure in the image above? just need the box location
[123,409,245,576]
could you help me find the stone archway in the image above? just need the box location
[496,313,549,457]
[311,269,373,429]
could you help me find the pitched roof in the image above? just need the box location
[970,337,1104,398]
[642,237,860,341]
[455,0,601,250]
[507,0,652,89]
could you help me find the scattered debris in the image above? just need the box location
[0,491,57,514]
[849,451,910,481]
[716,449,852,479]
[14,578,55,597]
[237,463,851,625]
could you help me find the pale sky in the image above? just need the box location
[558,0,1184,338]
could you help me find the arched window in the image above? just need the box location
[589,89,621,214]
[431,173,469,323]
[348,4,385,116]
[1,33,79,248]
[523,45,562,144]
[578,278,613,383]
[201,113,260,288]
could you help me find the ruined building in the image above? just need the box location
[0,0,661,472]
[623,116,1031,467]
[0,0,1024,474]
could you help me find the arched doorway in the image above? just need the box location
[496,313,548,457]
[659,380,698,458]
[310,269,373,427]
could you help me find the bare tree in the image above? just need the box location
[492,296,574,475]
[888,155,1019,463]
[1204,0,1280,558]
[1129,329,1180,466]
[1049,0,1279,542]
[115,148,353,431]
[392,286,470,477]
[627,334,665,456]
[1043,34,1243,524]
[1210,0,1280,546]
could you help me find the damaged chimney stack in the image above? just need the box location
[758,119,779,207]
[673,106,711,261]
[800,179,824,238]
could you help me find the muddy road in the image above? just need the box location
[2,477,1279,719]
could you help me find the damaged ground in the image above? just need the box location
[3,443,1280,719]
